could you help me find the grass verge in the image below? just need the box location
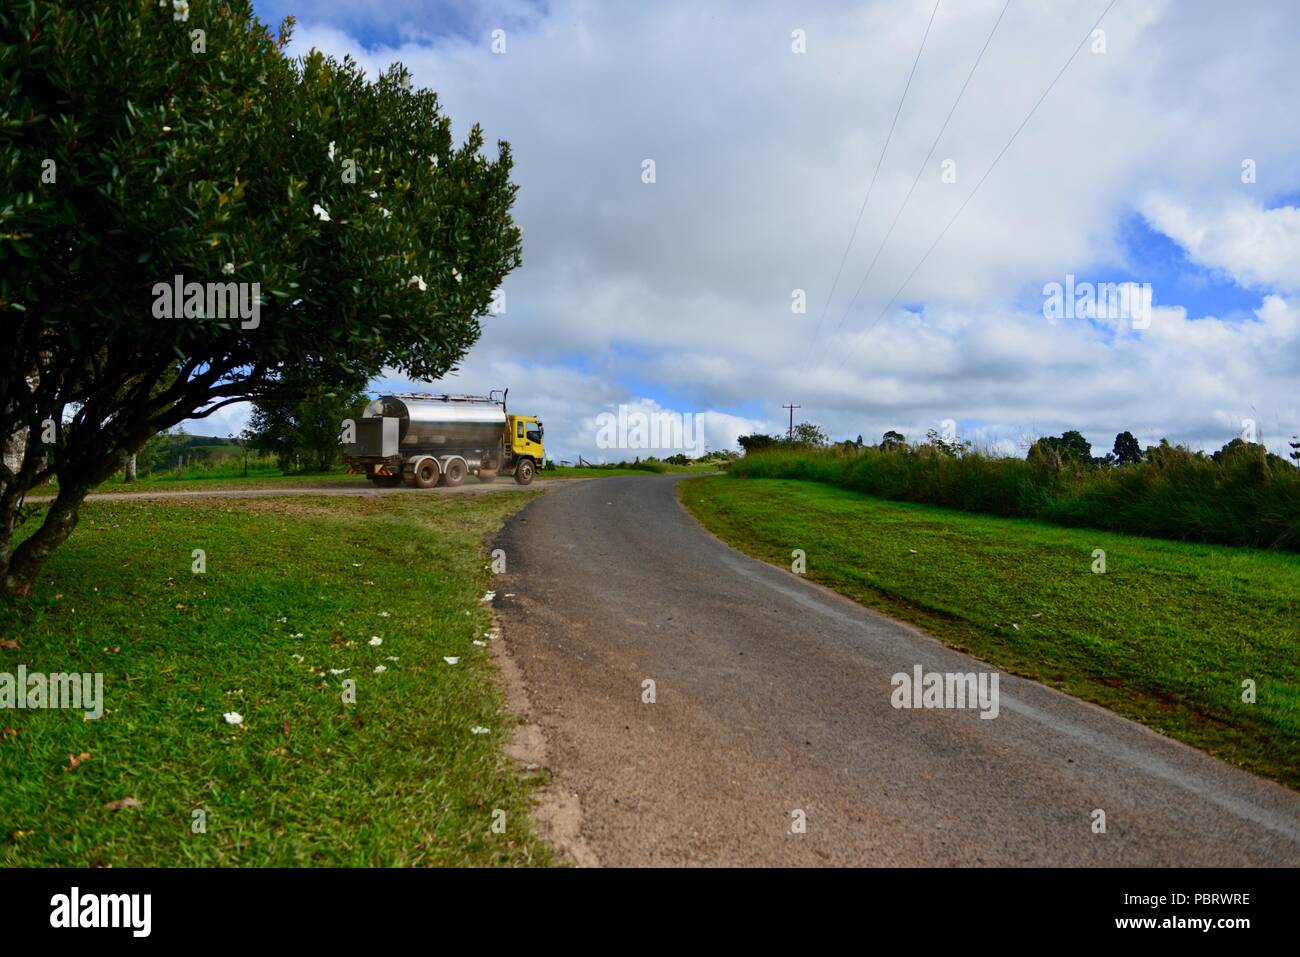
[0,491,551,866]
[680,475,1300,789]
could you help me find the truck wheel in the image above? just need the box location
[514,459,535,485]
[413,458,441,489]
[443,458,467,487]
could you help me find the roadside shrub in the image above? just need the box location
[729,444,1300,551]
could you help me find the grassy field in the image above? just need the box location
[88,469,361,494]
[0,491,552,866]
[680,476,1300,789]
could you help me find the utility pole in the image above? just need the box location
[783,403,801,440]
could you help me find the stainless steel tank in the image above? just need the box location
[366,395,506,451]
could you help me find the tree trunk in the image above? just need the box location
[2,484,88,598]
[2,427,27,476]
[124,453,137,483]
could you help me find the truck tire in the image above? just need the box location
[413,457,441,490]
[514,458,535,486]
[443,458,467,487]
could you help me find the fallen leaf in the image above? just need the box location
[103,797,141,811]
[67,752,91,770]
[0,639,20,650]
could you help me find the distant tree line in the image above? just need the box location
[741,422,1299,472]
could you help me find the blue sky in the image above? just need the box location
[207,0,1300,462]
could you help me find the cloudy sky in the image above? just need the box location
[204,0,1300,462]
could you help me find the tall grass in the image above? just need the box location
[730,444,1300,551]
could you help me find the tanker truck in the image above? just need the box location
[342,391,545,488]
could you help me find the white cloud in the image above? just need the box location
[228,0,1300,460]
[1141,197,1300,293]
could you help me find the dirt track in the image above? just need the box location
[28,479,570,502]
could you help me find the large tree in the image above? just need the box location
[0,1,522,594]
[1112,431,1142,466]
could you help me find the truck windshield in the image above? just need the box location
[526,425,542,444]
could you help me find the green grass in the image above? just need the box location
[543,461,722,479]
[97,462,354,489]
[680,475,1300,789]
[542,466,666,479]
[0,491,552,866]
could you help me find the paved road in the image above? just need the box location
[492,475,1300,866]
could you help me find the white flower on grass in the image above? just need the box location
[429,154,439,167]
[386,656,399,662]
[329,668,349,675]
[379,611,391,618]
[173,1,189,23]
[369,636,382,646]
[368,190,378,198]
[380,208,391,218]
[470,726,489,735]
[373,665,387,674]
[313,203,331,222]
[408,275,427,291]
[328,140,336,162]
[290,632,303,638]
[443,656,459,665]
[222,262,235,275]
[291,654,304,663]
[473,640,486,647]
[223,712,243,725]
[451,267,462,283]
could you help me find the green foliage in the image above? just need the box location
[728,441,1300,551]
[880,430,907,451]
[737,433,777,453]
[1113,430,1142,466]
[739,423,827,452]
[1030,429,1092,465]
[790,421,828,447]
[244,389,368,473]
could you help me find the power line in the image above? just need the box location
[783,403,801,439]
[818,0,1013,357]
[800,0,942,369]
[833,0,1120,374]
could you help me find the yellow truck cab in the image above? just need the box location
[508,414,545,472]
